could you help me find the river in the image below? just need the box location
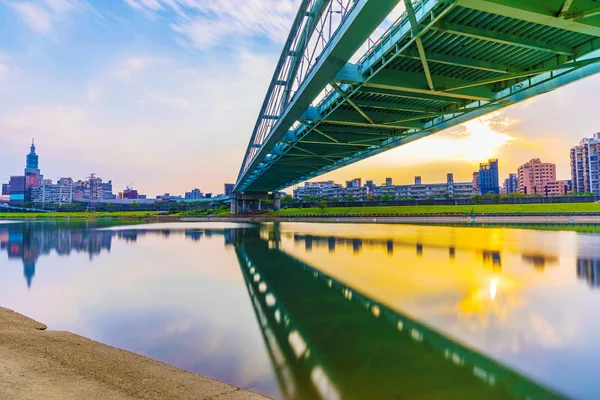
[1,220,599,399]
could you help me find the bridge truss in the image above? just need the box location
[236,0,600,194]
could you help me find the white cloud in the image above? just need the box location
[86,86,101,101]
[114,57,156,79]
[10,2,52,34]
[124,0,298,49]
[143,92,191,112]
[44,0,77,13]
[8,0,83,34]
[0,64,8,75]
[2,105,86,140]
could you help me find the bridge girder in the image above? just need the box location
[236,0,600,194]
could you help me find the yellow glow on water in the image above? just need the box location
[490,278,498,300]
[272,223,580,355]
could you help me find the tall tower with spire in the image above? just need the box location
[25,138,41,176]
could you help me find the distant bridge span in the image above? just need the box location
[233,0,600,212]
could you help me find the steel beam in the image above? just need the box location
[351,99,436,113]
[433,22,576,56]
[297,140,372,147]
[458,0,600,37]
[335,64,495,101]
[568,8,600,22]
[395,50,520,74]
[444,56,600,91]
[355,86,465,104]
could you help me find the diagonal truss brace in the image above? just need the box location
[331,82,374,123]
[557,0,573,18]
[403,0,434,91]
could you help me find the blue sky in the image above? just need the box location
[1,0,599,196]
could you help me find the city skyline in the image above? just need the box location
[0,1,598,195]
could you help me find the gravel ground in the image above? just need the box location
[0,308,268,400]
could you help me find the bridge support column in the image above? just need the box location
[231,192,270,214]
[273,192,281,211]
[230,193,238,215]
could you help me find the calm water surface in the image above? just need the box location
[1,220,599,399]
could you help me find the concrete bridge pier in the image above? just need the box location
[231,192,271,214]
[272,192,281,212]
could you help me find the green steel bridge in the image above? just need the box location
[233,0,600,212]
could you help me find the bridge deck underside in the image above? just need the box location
[236,0,600,192]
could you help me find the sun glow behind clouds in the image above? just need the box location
[378,112,518,165]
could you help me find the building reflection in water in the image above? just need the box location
[482,251,501,269]
[577,258,600,288]
[0,223,232,289]
[521,253,559,271]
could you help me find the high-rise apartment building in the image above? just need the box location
[517,159,556,195]
[478,159,499,195]
[570,133,600,194]
[503,173,518,194]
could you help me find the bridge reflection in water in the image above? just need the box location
[231,226,565,400]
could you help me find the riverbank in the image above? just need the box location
[0,211,161,220]
[182,214,600,226]
[0,308,266,400]
[272,203,600,215]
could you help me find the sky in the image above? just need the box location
[0,0,599,196]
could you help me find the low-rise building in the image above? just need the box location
[517,158,567,196]
[374,174,474,200]
[185,188,203,199]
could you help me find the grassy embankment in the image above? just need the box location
[0,211,159,219]
[272,203,600,216]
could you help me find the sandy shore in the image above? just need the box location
[0,308,267,400]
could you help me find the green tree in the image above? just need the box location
[317,200,327,214]
[345,195,355,202]
[381,194,391,201]
[281,195,294,203]
[471,194,483,204]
